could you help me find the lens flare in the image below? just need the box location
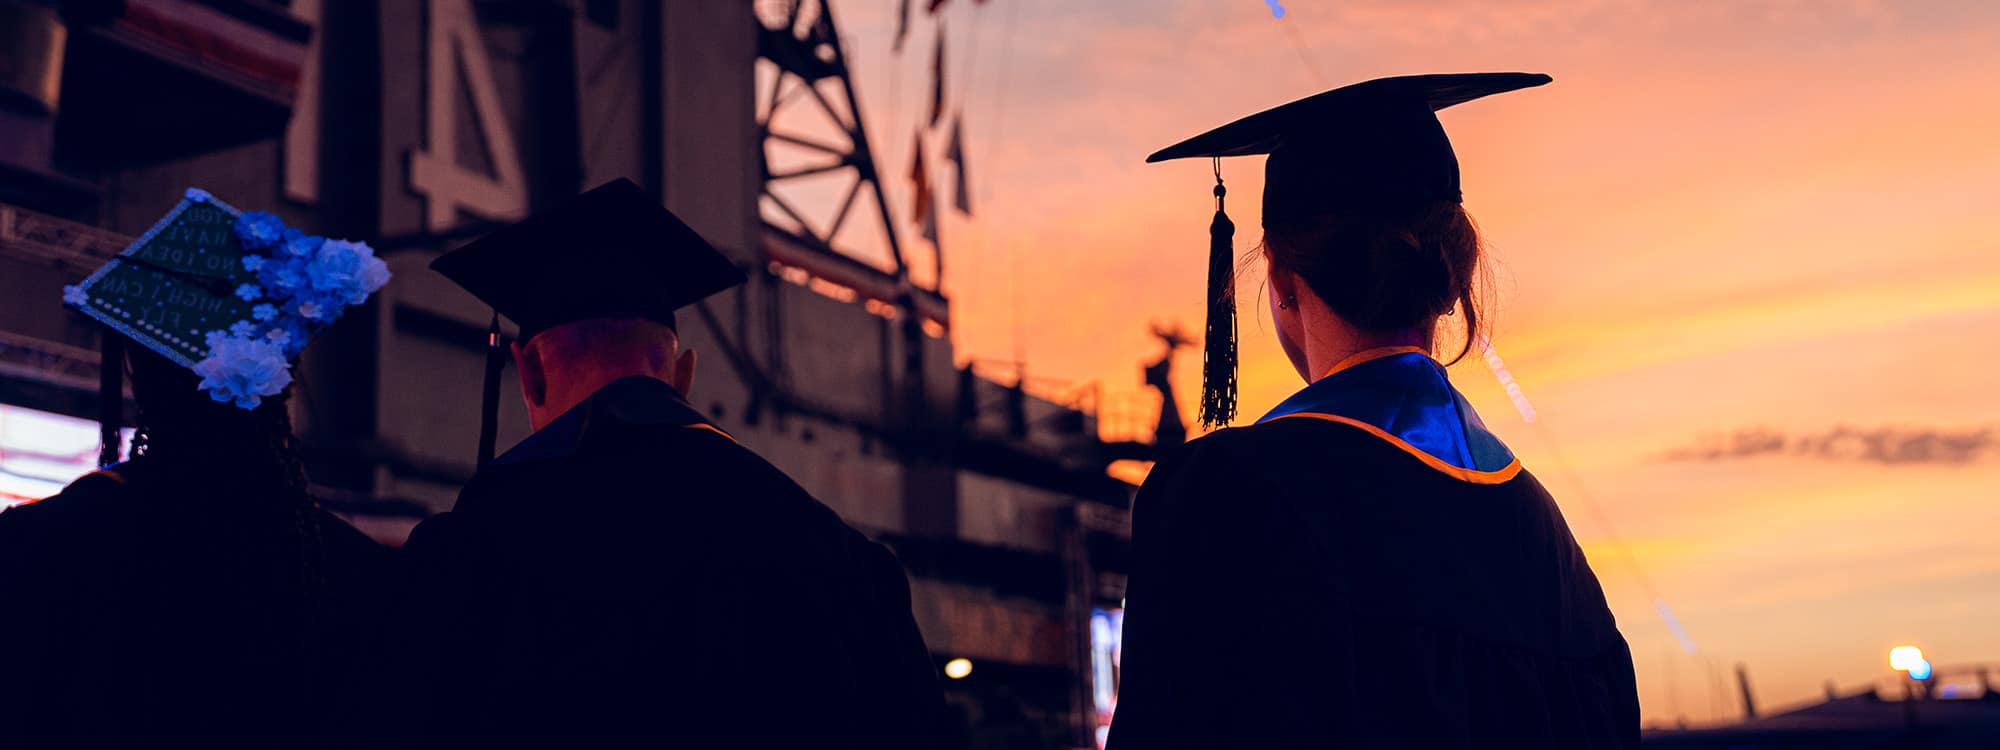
[1477,340,1538,424]
[1909,659,1934,681]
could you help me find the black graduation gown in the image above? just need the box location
[0,458,393,750]
[1106,349,1639,749]
[392,376,945,749]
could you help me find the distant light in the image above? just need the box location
[1654,599,1698,656]
[1909,659,1933,681]
[1890,645,1925,672]
[944,658,973,680]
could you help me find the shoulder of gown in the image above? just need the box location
[391,416,947,749]
[1113,419,1640,749]
[0,471,129,749]
[0,466,133,532]
[0,465,148,592]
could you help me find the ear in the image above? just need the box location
[668,348,697,397]
[1266,254,1299,306]
[512,340,548,408]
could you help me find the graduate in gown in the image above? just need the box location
[1104,74,1640,749]
[0,190,394,749]
[393,179,945,749]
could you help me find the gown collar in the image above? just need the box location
[1257,347,1521,484]
[490,376,733,469]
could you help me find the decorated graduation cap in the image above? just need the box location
[430,178,747,467]
[63,188,390,421]
[1146,72,1551,427]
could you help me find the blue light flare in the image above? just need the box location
[1654,599,1697,656]
[1909,659,1933,681]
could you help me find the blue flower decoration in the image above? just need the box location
[312,245,364,293]
[256,253,307,292]
[192,334,292,410]
[309,240,393,305]
[273,317,311,358]
[63,285,89,306]
[281,227,323,258]
[234,211,286,250]
[198,205,396,408]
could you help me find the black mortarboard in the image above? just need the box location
[430,178,747,467]
[1146,72,1551,427]
[431,178,746,342]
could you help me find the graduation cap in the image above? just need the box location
[63,188,389,460]
[430,178,747,468]
[1146,72,1551,427]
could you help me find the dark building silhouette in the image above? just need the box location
[1645,666,2000,749]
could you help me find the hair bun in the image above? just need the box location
[1262,201,1484,362]
[1354,223,1455,332]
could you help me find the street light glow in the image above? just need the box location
[944,658,973,680]
[1889,645,1924,672]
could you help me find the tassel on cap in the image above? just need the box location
[477,313,504,470]
[1199,158,1238,428]
[97,327,124,467]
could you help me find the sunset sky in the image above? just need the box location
[773,0,2000,727]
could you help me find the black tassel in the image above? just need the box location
[1199,159,1238,428]
[476,313,504,470]
[97,328,124,467]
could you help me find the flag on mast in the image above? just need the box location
[910,129,939,245]
[927,26,947,127]
[893,0,912,53]
[946,114,972,216]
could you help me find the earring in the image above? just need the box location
[1278,297,1295,310]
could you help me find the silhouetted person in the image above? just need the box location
[1107,74,1639,749]
[394,179,945,749]
[1144,324,1194,447]
[0,192,393,750]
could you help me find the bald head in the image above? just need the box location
[511,317,696,429]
